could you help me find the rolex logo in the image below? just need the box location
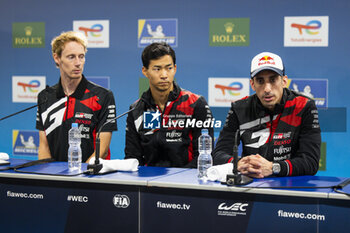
[224,22,234,34]
[24,26,33,36]
[13,22,45,48]
[210,18,249,47]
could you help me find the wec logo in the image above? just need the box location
[218,203,248,212]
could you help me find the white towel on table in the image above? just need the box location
[88,158,139,173]
[0,152,9,160]
[207,163,233,182]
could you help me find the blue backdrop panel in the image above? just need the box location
[0,0,349,177]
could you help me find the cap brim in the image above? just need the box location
[251,67,284,78]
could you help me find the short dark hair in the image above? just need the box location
[141,42,176,69]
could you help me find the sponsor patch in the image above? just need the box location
[75,112,93,119]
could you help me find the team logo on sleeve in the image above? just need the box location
[143,111,161,129]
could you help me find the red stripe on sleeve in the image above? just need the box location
[188,131,193,162]
[286,160,293,176]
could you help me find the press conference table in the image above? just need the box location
[0,159,349,233]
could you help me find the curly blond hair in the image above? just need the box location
[51,31,88,57]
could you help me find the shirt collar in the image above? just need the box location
[56,75,88,99]
[142,81,180,106]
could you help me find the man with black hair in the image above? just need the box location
[124,42,213,168]
[213,52,321,178]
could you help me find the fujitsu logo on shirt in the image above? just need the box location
[274,146,292,155]
[166,130,182,138]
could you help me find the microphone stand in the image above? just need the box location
[226,129,253,186]
[87,108,134,174]
[0,104,40,122]
[0,85,51,122]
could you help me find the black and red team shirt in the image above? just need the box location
[213,88,321,177]
[124,82,214,168]
[36,75,117,162]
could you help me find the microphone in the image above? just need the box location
[226,129,253,186]
[225,110,270,186]
[87,107,135,174]
[335,178,350,189]
[0,85,50,122]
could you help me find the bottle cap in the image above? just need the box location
[201,129,208,134]
[72,123,78,128]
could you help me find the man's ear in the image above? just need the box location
[250,78,256,91]
[142,66,149,79]
[282,75,288,88]
[53,53,60,68]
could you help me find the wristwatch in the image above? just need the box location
[272,163,281,175]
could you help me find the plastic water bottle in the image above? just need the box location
[197,129,213,181]
[68,123,82,171]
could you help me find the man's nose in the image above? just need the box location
[264,82,272,93]
[74,57,82,66]
[160,69,168,78]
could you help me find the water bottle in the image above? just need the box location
[68,123,82,171]
[197,129,213,181]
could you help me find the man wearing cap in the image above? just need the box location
[212,52,321,178]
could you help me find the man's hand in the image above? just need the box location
[238,154,273,178]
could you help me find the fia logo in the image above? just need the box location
[143,111,161,129]
[113,194,130,208]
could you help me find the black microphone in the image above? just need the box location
[225,111,269,186]
[0,85,51,122]
[226,129,253,186]
[87,107,135,174]
[335,178,350,189]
